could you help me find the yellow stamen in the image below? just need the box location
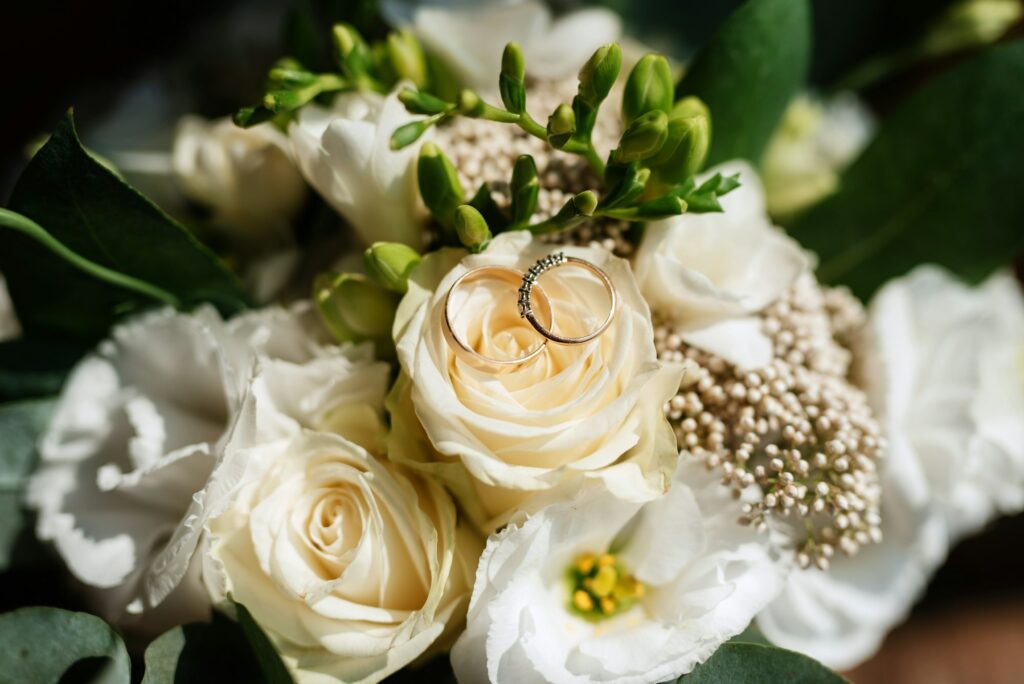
[597,553,616,568]
[573,590,595,612]
[576,553,595,574]
[591,565,618,597]
[599,596,617,614]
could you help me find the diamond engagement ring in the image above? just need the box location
[518,253,618,345]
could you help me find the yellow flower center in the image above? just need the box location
[568,552,645,620]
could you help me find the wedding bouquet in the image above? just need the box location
[1,0,1022,682]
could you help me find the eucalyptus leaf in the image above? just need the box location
[0,111,248,341]
[790,42,1024,299]
[0,399,54,571]
[676,0,810,167]
[676,642,847,683]
[0,607,130,684]
[234,601,294,684]
[142,614,265,684]
[0,337,84,402]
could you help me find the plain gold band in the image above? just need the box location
[442,266,553,372]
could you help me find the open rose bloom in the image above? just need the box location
[2,0,1023,682]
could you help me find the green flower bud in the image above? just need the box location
[263,83,321,113]
[530,191,597,235]
[613,110,669,163]
[457,89,486,117]
[390,118,434,150]
[454,205,493,252]
[578,43,622,107]
[547,103,577,149]
[622,54,674,125]
[417,142,465,237]
[364,242,422,293]
[331,23,373,78]
[387,30,429,89]
[314,272,399,357]
[268,65,318,88]
[649,113,710,184]
[510,155,539,226]
[672,95,711,122]
[600,195,687,220]
[398,88,452,115]
[500,42,527,114]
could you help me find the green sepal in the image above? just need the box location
[469,183,510,233]
[417,142,465,239]
[510,155,540,226]
[500,42,527,114]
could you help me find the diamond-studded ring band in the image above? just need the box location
[518,253,618,345]
[443,266,554,372]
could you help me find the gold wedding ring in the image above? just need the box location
[517,253,618,345]
[443,266,554,371]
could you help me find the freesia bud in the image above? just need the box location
[649,113,710,184]
[454,205,492,252]
[387,31,429,89]
[417,142,465,237]
[510,155,539,226]
[578,43,622,107]
[500,42,527,114]
[547,104,576,149]
[331,23,373,78]
[622,54,673,125]
[364,242,422,293]
[531,191,597,235]
[613,110,669,163]
[672,95,711,122]
[314,272,398,357]
[398,88,452,115]
[457,89,486,117]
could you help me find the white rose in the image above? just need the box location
[392,0,621,93]
[27,304,389,635]
[863,265,1024,538]
[203,430,479,684]
[172,116,307,248]
[451,458,787,683]
[289,88,428,247]
[633,161,809,370]
[0,272,20,341]
[390,231,684,529]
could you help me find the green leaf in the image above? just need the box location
[0,337,84,402]
[142,614,265,684]
[790,42,1024,299]
[234,602,294,684]
[0,111,248,341]
[677,642,847,683]
[677,0,810,167]
[0,607,130,683]
[0,399,55,571]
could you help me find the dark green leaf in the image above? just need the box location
[0,112,248,341]
[0,337,84,402]
[677,0,810,167]
[142,613,265,684]
[0,607,130,683]
[234,602,294,684]
[0,399,55,571]
[470,183,510,232]
[791,42,1024,299]
[676,642,847,683]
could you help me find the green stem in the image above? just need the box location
[516,112,549,139]
[0,208,180,307]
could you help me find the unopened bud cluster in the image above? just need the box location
[656,277,884,569]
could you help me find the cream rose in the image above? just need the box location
[203,430,479,684]
[27,304,389,635]
[390,231,684,530]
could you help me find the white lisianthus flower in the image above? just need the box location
[633,162,810,370]
[451,458,787,683]
[761,93,875,220]
[172,116,307,248]
[27,304,390,635]
[289,88,428,247]
[0,272,20,341]
[390,231,684,530]
[757,266,1024,670]
[203,430,480,684]
[756,446,949,670]
[395,0,621,93]
[863,266,1024,537]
